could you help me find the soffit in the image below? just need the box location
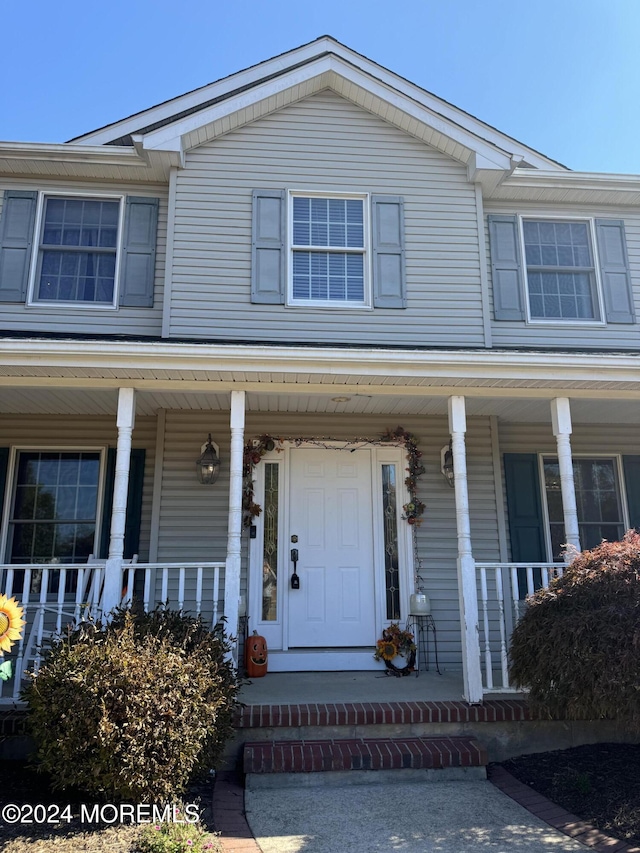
[489,170,640,206]
[0,386,638,425]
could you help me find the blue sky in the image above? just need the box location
[2,0,638,173]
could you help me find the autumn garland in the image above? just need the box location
[242,426,426,528]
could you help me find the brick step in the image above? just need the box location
[244,735,488,774]
[236,699,529,730]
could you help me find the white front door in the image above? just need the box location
[287,447,376,648]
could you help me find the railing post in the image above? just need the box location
[225,390,245,666]
[448,395,483,703]
[103,388,136,615]
[550,397,580,560]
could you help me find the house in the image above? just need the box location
[1,36,639,706]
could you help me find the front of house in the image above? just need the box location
[2,37,640,704]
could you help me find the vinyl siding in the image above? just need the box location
[498,420,640,561]
[168,91,485,348]
[0,414,156,561]
[485,201,640,349]
[157,411,501,670]
[0,180,167,337]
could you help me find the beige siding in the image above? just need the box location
[157,411,501,669]
[168,91,485,347]
[485,201,640,349]
[0,180,167,337]
[0,414,156,560]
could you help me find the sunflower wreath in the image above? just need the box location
[373,622,416,677]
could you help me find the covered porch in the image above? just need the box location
[1,339,639,705]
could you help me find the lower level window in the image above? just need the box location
[7,451,100,564]
[543,457,624,560]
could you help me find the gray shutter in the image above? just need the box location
[488,215,525,321]
[371,195,406,308]
[251,189,285,304]
[0,190,37,302]
[119,196,159,308]
[595,219,634,324]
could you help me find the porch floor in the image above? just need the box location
[239,669,480,705]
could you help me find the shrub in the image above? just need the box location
[137,815,222,853]
[509,531,640,726]
[23,608,239,803]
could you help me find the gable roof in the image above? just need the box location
[69,36,567,189]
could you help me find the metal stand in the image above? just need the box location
[406,614,441,676]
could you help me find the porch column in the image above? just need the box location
[550,397,581,559]
[224,390,245,665]
[102,388,136,614]
[448,395,483,704]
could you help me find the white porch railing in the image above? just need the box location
[475,562,563,694]
[0,561,225,704]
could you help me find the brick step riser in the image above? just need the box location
[244,736,488,775]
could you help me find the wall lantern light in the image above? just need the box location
[196,434,221,485]
[440,441,455,488]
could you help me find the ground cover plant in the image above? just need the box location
[22,606,239,804]
[509,531,640,726]
[500,743,640,844]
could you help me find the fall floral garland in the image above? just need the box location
[242,426,426,528]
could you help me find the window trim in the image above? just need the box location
[0,445,108,564]
[286,190,373,309]
[519,215,606,327]
[26,190,126,310]
[538,452,629,561]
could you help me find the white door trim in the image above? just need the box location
[247,441,415,669]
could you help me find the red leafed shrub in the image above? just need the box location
[509,531,640,726]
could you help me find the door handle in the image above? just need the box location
[290,547,300,589]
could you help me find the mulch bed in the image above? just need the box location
[1,760,219,852]
[499,742,640,845]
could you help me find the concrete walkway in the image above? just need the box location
[244,780,587,853]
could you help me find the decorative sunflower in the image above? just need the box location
[375,639,398,662]
[0,595,26,655]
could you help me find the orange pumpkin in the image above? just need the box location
[245,630,268,677]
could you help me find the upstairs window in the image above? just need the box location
[35,197,121,305]
[523,220,600,321]
[289,194,367,307]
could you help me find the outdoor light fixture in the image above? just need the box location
[440,441,454,488]
[196,434,221,485]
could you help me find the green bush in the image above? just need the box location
[23,608,239,803]
[137,815,222,853]
[509,531,640,726]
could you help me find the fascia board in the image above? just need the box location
[141,55,513,170]
[503,169,640,191]
[2,339,640,384]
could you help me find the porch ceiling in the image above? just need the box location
[0,385,638,424]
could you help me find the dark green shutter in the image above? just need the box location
[488,215,525,321]
[119,197,159,307]
[504,453,546,561]
[0,190,37,302]
[251,189,285,303]
[100,449,146,559]
[371,195,406,308]
[623,456,640,532]
[595,219,634,324]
